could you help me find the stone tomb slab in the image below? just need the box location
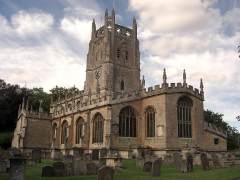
[53,161,65,176]
[98,166,114,180]
[73,159,87,176]
[42,166,54,177]
[143,161,152,172]
[87,162,98,175]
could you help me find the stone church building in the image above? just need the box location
[12,9,227,159]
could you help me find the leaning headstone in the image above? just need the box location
[73,159,87,175]
[9,155,25,180]
[87,162,97,175]
[151,158,162,177]
[53,161,65,176]
[42,166,54,177]
[32,149,41,163]
[173,153,182,171]
[200,153,209,170]
[98,166,114,180]
[186,153,193,172]
[0,160,7,173]
[143,161,152,172]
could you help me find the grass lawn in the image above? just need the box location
[0,159,240,180]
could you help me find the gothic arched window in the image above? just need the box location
[120,80,124,91]
[119,106,137,137]
[61,121,68,144]
[145,106,155,137]
[177,96,193,138]
[76,117,84,144]
[92,113,104,143]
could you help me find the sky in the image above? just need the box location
[0,0,239,130]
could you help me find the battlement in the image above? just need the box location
[51,80,204,118]
[204,122,227,139]
[141,82,203,100]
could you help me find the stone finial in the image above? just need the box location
[183,69,186,85]
[142,75,145,88]
[26,98,29,111]
[200,78,204,94]
[105,8,108,18]
[163,68,167,84]
[91,18,96,39]
[21,97,25,110]
[111,8,115,25]
[133,16,137,39]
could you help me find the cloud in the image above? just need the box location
[11,10,54,35]
[0,9,91,91]
[60,17,92,44]
[130,0,240,128]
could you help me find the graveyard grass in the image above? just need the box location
[1,159,240,180]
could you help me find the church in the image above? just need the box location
[12,9,227,159]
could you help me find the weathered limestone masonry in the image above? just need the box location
[12,9,227,160]
[11,99,52,158]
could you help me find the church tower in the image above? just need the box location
[84,9,141,95]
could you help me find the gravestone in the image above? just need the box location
[151,158,162,177]
[0,160,7,173]
[73,159,87,175]
[173,153,182,171]
[186,153,193,172]
[9,155,25,180]
[143,161,152,172]
[87,162,97,175]
[92,150,100,160]
[180,160,188,173]
[98,166,114,180]
[200,153,209,170]
[42,166,54,177]
[64,161,73,176]
[212,154,221,168]
[136,157,144,169]
[32,149,41,163]
[53,161,65,176]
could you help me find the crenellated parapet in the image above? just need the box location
[51,69,204,118]
[204,122,227,139]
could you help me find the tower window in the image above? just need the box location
[121,80,124,91]
[117,49,120,58]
